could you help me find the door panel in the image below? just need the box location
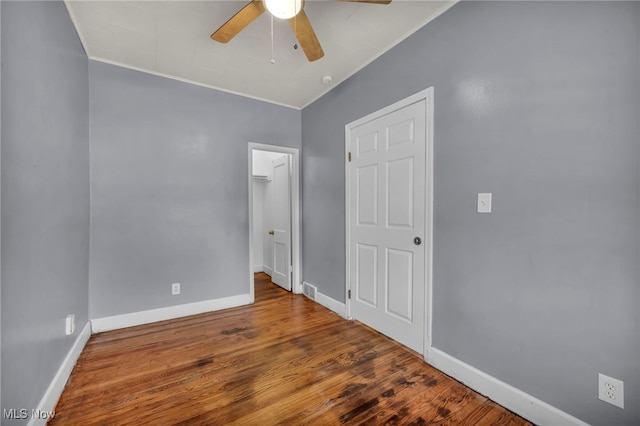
[388,119,414,149]
[348,99,426,353]
[274,242,287,276]
[271,155,291,290]
[386,248,413,322]
[357,164,378,226]
[357,131,379,156]
[387,157,414,228]
[356,243,378,307]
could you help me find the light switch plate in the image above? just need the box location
[477,193,492,213]
[65,314,75,335]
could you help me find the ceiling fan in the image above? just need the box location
[210,0,391,62]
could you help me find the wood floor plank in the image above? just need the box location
[49,273,531,425]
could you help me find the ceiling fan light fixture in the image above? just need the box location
[264,0,303,20]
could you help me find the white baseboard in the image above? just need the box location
[263,265,273,276]
[91,293,252,333]
[253,265,263,273]
[426,347,588,426]
[308,285,347,318]
[28,322,92,426]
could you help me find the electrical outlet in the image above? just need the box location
[598,373,624,409]
[172,283,181,295]
[65,314,75,336]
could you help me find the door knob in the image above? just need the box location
[414,237,422,246]
[268,230,275,235]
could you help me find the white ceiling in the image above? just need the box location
[65,0,455,109]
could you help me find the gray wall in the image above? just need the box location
[301,2,639,425]
[89,62,300,318]
[1,0,3,416]
[1,1,89,423]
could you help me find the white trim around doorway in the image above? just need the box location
[248,143,302,301]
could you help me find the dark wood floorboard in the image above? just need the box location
[49,273,532,425]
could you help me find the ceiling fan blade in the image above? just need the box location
[336,0,391,4]
[288,10,324,62]
[211,0,266,43]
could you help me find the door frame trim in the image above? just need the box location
[344,88,434,357]
[248,142,302,301]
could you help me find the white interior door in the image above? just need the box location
[348,99,427,353]
[270,155,292,290]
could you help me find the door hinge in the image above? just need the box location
[348,152,352,162]
[348,289,351,299]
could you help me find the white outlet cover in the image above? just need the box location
[172,283,181,295]
[598,373,624,409]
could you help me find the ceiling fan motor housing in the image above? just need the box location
[265,0,303,20]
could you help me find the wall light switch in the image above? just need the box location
[477,193,492,213]
[65,314,75,335]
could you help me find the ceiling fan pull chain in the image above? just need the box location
[270,14,276,64]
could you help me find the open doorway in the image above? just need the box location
[248,143,301,302]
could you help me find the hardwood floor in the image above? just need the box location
[50,273,531,425]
